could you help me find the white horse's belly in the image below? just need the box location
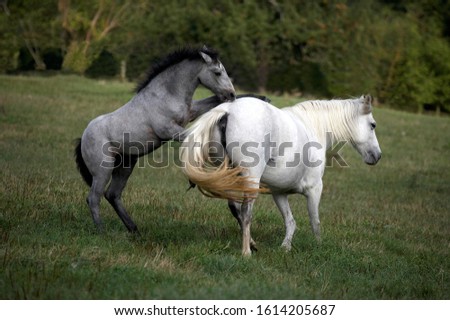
[261,166,300,192]
[261,162,323,194]
[260,144,325,194]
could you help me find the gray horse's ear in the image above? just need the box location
[200,51,213,65]
[361,94,372,114]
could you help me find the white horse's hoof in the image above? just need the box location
[281,242,292,252]
[242,250,252,257]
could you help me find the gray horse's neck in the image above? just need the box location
[137,59,202,106]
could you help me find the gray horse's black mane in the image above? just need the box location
[136,46,219,93]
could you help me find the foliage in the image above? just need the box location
[58,0,136,73]
[380,2,450,113]
[0,0,449,112]
[0,0,60,71]
[85,49,119,78]
[0,75,449,299]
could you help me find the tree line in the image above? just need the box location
[1,0,449,114]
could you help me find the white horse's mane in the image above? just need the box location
[286,98,361,144]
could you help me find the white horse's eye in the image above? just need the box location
[370,122,376,130]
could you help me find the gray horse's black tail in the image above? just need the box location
[74,138,93,187]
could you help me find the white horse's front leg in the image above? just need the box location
[272,193,296,251]
[305,181,323,242]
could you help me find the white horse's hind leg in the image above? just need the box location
[272,194,296,251]
[305,181,323,242]
[228,200,257,251]
[234,166,264,256]
[239,196,256,256]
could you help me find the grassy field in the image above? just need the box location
[0,74,448,299]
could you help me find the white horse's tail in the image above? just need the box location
[180,109,262,200]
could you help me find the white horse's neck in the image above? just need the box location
[285,99,359,149]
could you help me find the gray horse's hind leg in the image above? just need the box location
[228,200,257,252]
[272,194,296,251]
[104,154,139,233]
[87,170,113,231]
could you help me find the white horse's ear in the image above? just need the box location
[200,51,213,65]
[361,94,372,114]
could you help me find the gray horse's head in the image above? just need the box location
[199,50,235,102]
[352,95,382,165]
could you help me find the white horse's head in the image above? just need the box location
[198,48,235,102]
[352,95,382,165]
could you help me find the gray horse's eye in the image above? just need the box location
[214,71,222,76]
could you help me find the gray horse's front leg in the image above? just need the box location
[236,93,271,103]
[155,122,187,142]
[190,94,271,121]
[190,96,222,121]
[272,194,297,251]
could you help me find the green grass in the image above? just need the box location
[0,74,449,299]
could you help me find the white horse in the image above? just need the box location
[180,96,381,256]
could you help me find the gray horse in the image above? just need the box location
[74,47,235,233]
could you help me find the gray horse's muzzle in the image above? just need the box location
[364,150,382,165]
[221,90,236,102]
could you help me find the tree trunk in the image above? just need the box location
[257,48,269,92]
[120,60,126,82]
[417,103,423,114]
[19,19,46,71]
